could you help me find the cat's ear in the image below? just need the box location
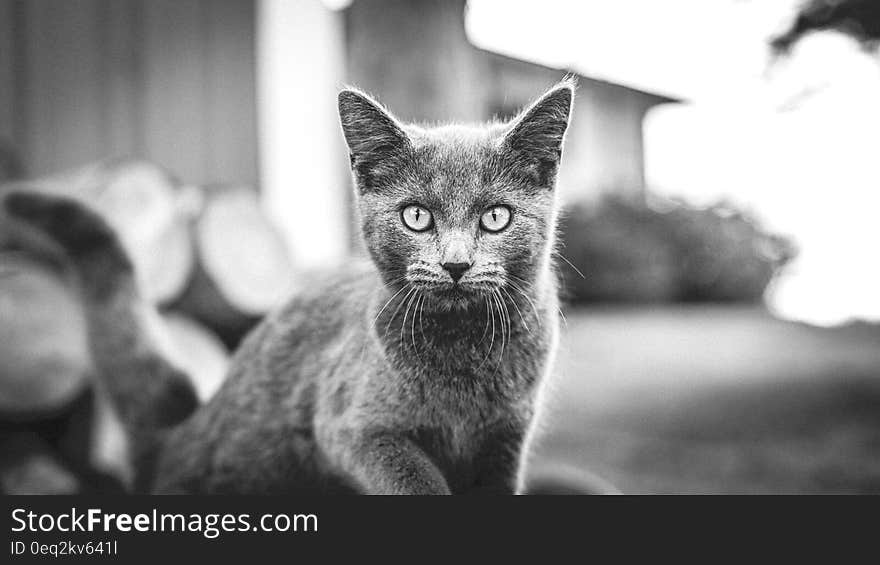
[500,78,575,187]
[338,88,410,188]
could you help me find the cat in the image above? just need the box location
[3,78,575,494]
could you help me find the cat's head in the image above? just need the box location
[338,79,574,310]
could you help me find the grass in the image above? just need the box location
[533,305,880,493]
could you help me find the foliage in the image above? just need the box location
[771,0,880,54]
[558,194,797,304]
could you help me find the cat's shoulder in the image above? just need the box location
[226,259,379,375]
[267,258,379,329]
[292,258,378,305]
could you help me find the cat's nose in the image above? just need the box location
[441,261,471,282]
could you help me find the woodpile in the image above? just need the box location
[156,312,229,403]
[0,160,298,491]
[1,159,297,345]
[171,184,296,347]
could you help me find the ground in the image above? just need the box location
[535,306,880,494]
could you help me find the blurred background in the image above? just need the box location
[1,0,879,493]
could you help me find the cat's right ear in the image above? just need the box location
[338,89,410,188]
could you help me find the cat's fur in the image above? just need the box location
[3,79,575,494]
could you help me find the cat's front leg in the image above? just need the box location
[339,429,450,495]
[465,424,525,494]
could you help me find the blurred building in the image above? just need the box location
[0,0,674,267]
[0,0,259,187]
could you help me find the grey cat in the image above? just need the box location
[4,79,575,494]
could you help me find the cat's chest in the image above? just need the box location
[399,318,551,378]
[385,316,554,428]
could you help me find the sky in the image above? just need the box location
[467,0,880,326]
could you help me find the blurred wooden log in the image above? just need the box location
[0,430,80,495]
[0,254,90,418]
[170,259,261,349]
[87,385,132,489]
[156,312,229,403]
[196,185,295,315]
[173,185,296,347]
[0,159,195,304]
[1,391,126,494]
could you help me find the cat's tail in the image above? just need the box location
[3,190,198,490]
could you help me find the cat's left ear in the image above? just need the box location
[500,78,575,187]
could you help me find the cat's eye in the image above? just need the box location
[480,206,511,232]
[401,205,433,232]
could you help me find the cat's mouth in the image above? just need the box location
[408,279,502,309]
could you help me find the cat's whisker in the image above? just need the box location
[418,292,428,346]
[382,285,416,339]
[505,275,532,295]
[372,283,410,328]
[501,291,511,366]
[488,294,498,366]
[509,279,538,306]
[500,290,511,352]
[410,291,420,333]
[507,276,540,301]
[357,281,412,369]
[492,290,503,353]
[478,295,491,346]
[411,291,424,356]
[490,290,507,373]
[477,295,497,371]
[506,273,535,289]
[506,280,542,328]
[399,288,419,345]
[557,305,569,328]
[554,251,586,280]
[501,286,531,335]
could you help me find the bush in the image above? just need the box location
[558,194,797,304]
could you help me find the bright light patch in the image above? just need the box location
[468,0,880,326]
